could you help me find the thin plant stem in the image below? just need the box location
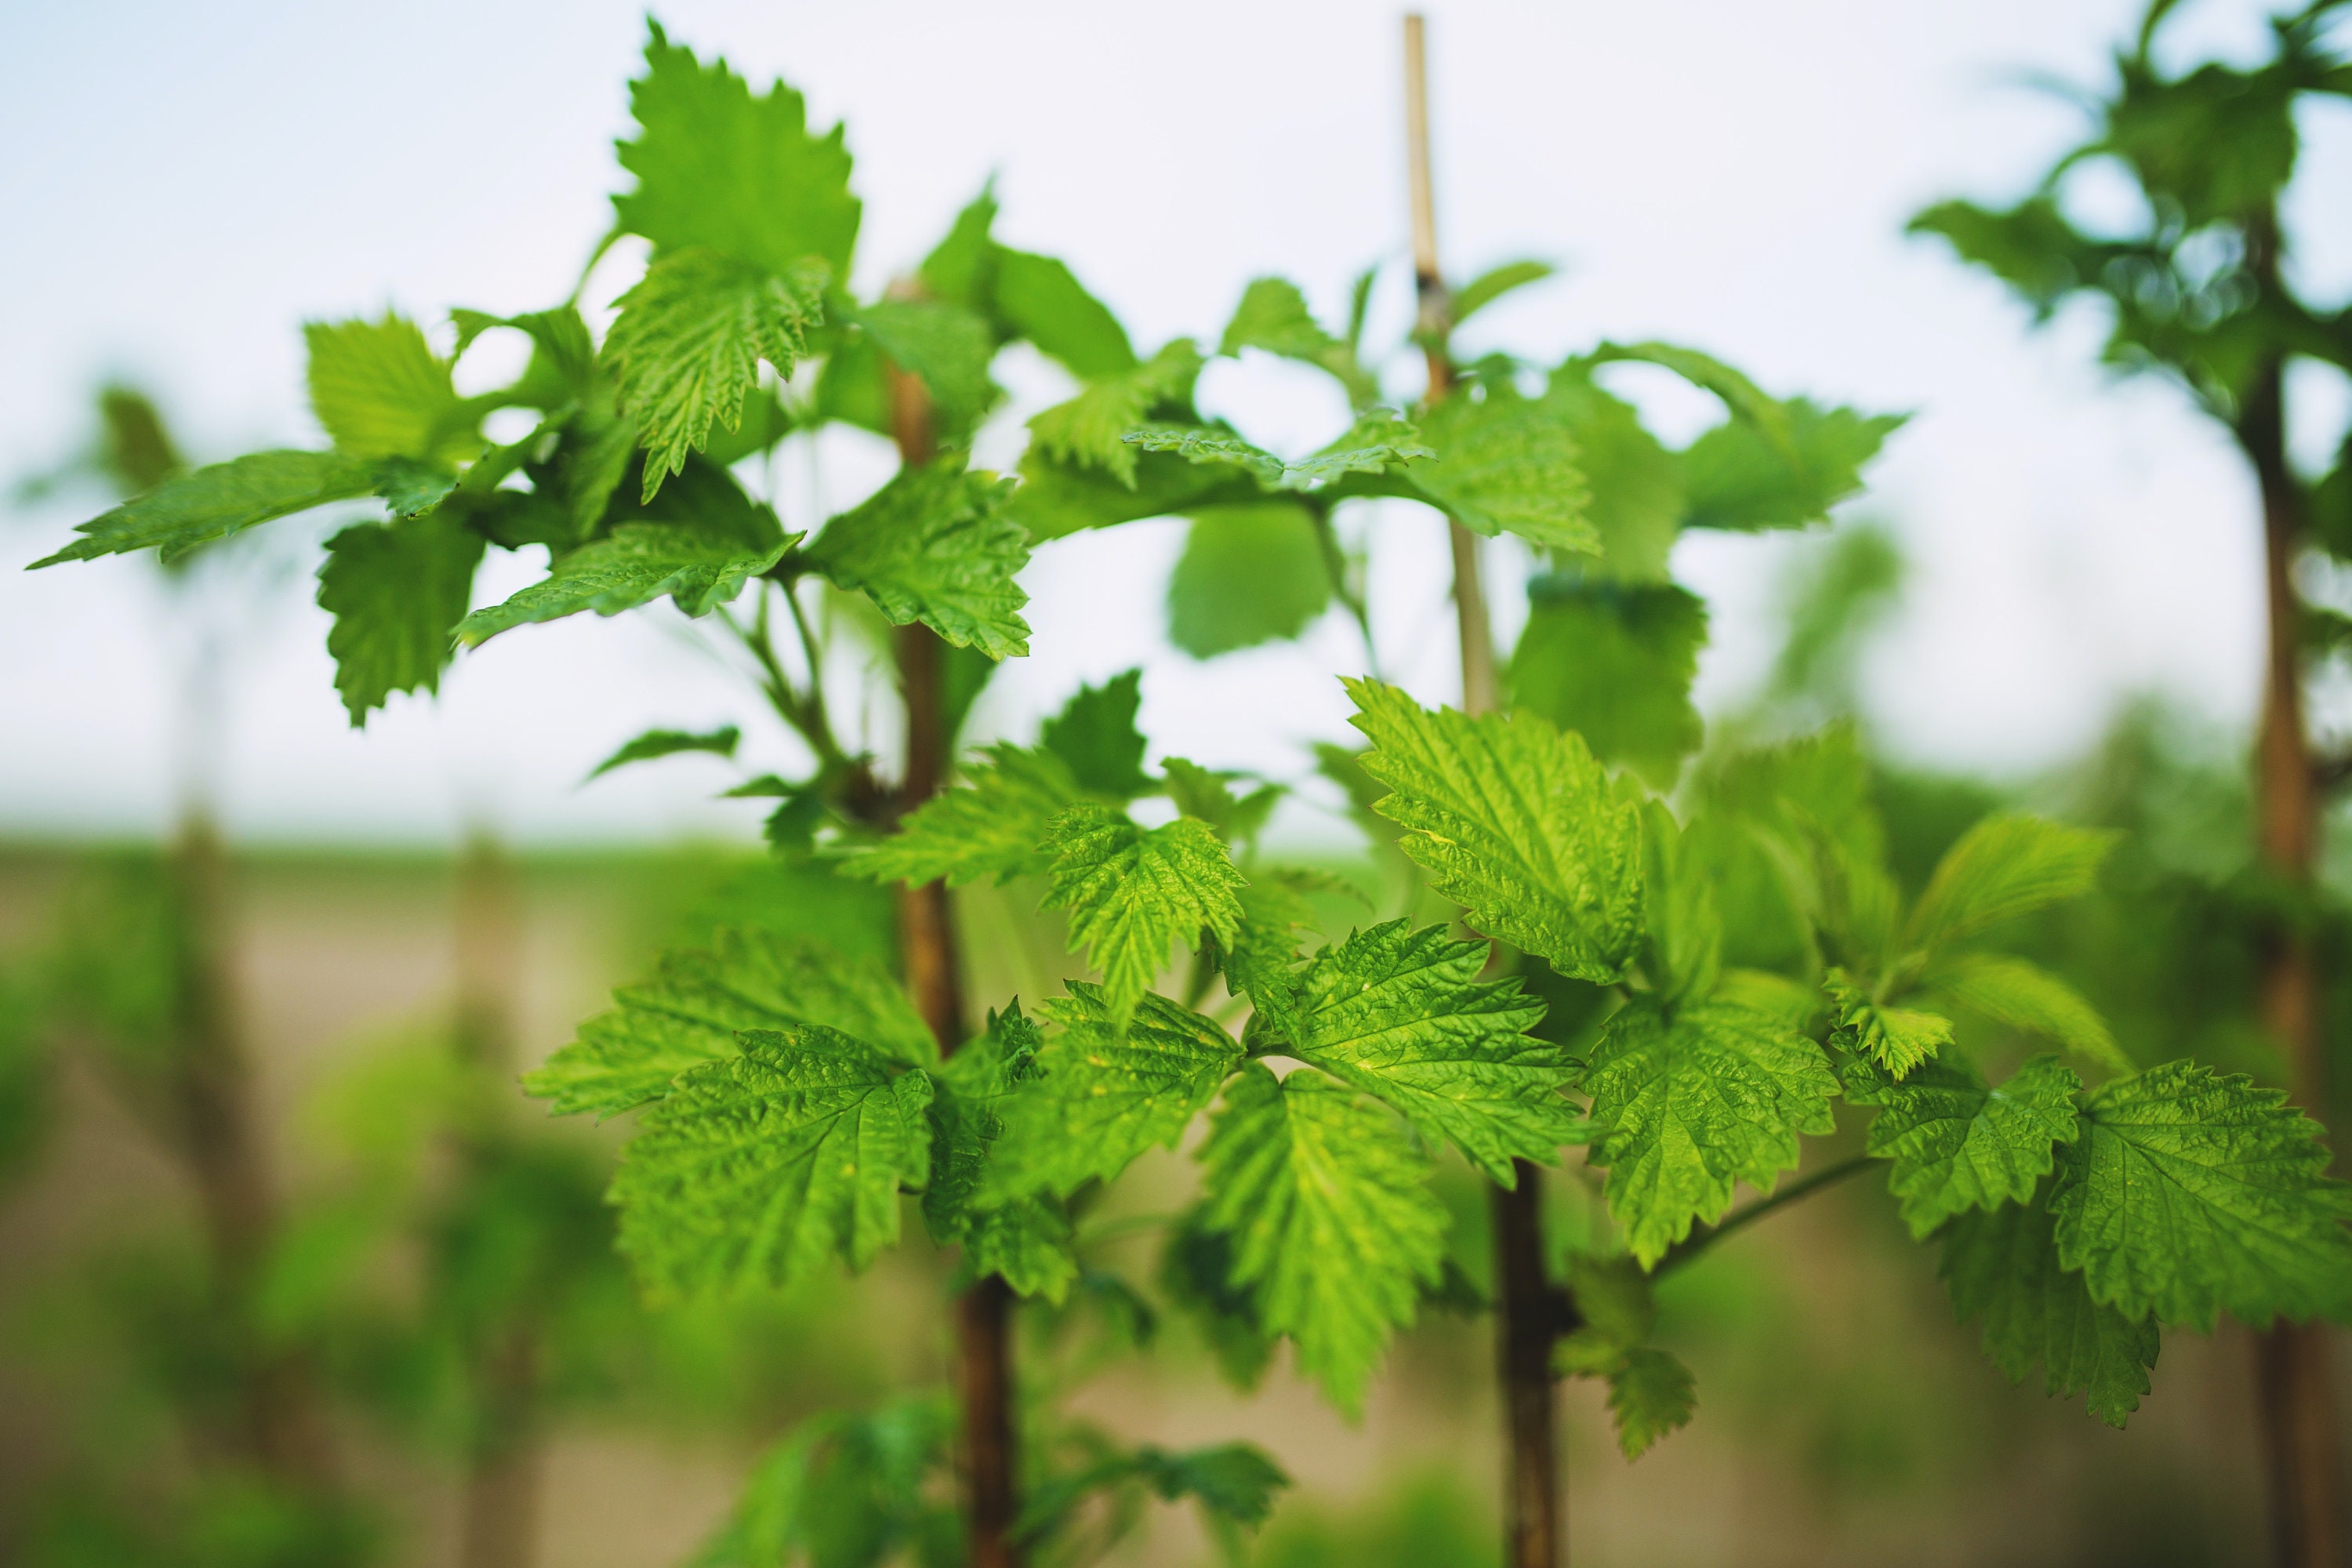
[1656,1152,1876,1276]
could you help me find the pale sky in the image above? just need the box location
[3,0,2347,844]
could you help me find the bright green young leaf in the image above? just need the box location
[585,724,742,782]
[1167,501,1333,658]
[604,248,826,501]
[1124,414,1432,493]
[1011,441,1258,542]
[1283,920,1566,1184]
[1904,815,2115,953]
[804,461,1029,659]
[923,1008,1077,1302]
[523,927,935,1117]
[304,312,470,463]
[2049,1061,2352,1330]
[1851,1052,2082,1237]
[993,247,1139,379]
[1606,1346,1697,1459]
[456,524,793,645]
[847,744,1079,888]
[1221,878,1316,1051]
[1345,677,1644,984]
[1940,1192,2159,1428]
[31,449,376,568]
[316,509,485,724]
[1452,260,1558,325]
[1679,398,1906,533]
[1040,805,1245,1021]
[1583,998,1839,1267]
[611,1025,931,1298]
[1823,967,1952,1080]
[612,23,860,277]
[1508,580,1707,786]
[989,986,1241,1199]
[1409,394,1595,553]
[1038,668,1151,797]
[453,303,598,403]
[1199,1065,1446,1414]
[1218,276,1377,407]
[372,456,458,519]
[1926,953,2133,1078]
[1028,339,1203,484]
[850,296,998,436]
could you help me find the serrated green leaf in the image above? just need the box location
[2049,1061,2352,1330]
[455,524,792,645]
[1218,276,1377,407]
[1199,1064,1446,1414]
[1408,393,1594,552]
[612,1027,930,1297]
[605,248,826,502]
[993,246,1138,379]
[1345,677,1644,984]
[585,724,742,782]
[1823,967,1951,1080]
[612,23,860,278]
[1853,1053,2082,1238]
[1011,440,1259,542]
[1904,815,2115,953]
[1039,668,1151,797]
[1641,803,1723,1010]
[850,296,999,437]
[1167,501,1333,658]
[316,509,485,724]
[925,1007,1076,1301]
[1451,260,1557,325]
[1679,398,1904,533]
[1926,953,2133,1078]
[1160,1211,1276,1390]
[31,449,377,568]
[989,986,1240,1199]
[1283,920,1566,1184]
[1587,340,1793,455]
[1029,339,1203,485]
[1509,581,1707,787]
[1606,1345,1696,1459]
[1123,415,1431,494]
[523,928,934,1117]
[1941,1192,2159,1428]
[848,744,1079,888]
[305,312,471,463]
[1040,805,1245,1021]
[804,460,1029,659]
[1584,998,1839,1267]
[1540,365,1682,583]
[962,1200,1077,1303]
[1221,879,1316,1052]
[453,303,598,405]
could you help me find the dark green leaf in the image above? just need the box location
[1508,580,1707,786]
[316,508,486,724]
[31,449,376,568]
[1039,668,1150,797]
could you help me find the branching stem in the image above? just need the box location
[1656,1152,1876,1275]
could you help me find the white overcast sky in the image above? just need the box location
[2,0,2348,845]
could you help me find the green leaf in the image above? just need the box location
[1852,1053,2082,1238]
[1124,413,1432,493]
[850,296,999,437]
[1679,398,1905,533]
[1587,340,1793,455]
[848,744,1079,888]
[31,449,376,568]
[922,1006,1075,1299]
[1219,878,1316,1052]
[1039,668,1151,797]
[604,247,826,502]
[1345,677,1644,985]
[1926,953,2133,1078]
[456,524,793,645]
[1160,1212,1276,1390]
[1451,260,1557,325]
[585,724,742,782]
[1508,580,1707,786]
[1606,1346,1697,1459]
[1823,967,1952,1080]
[1283,920,1567,1184]
[2049,1061,2352,1330]
[612,1026,931,1297]
[315,509,486,724]
[522,928,935,1117]
[1040,805,1245,1022]
[1539,366,1682,583]
[1904,815,2114,953]
[993,246,1139,379]
[1218,276,1377,406]
[1583,998,1838,1267]
[1200,1065,1446,1414]
[989,986,1241,1199]
[804,460,1029,659]
[1130,1443,1288,1527]
[612,23,861,277]
[304,312,470,463]
[453,303,599,404]
[1028,339,1203,485]
[1940,1192,2159,1428]
[1167,501,1333,657]
[1404,394,1595,552]
[1012,441,1259,541]
[1641,802,1723,1011]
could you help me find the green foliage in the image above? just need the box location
[1606,1345,1697,1459]
[1410,392,1595,553]
[804,462,1029,659]
[31,449,378,567]
[584,724,742,782]
[1508,579,1706,785]
[1850,1052,2082,1237]
[1822,967,1952,1080]
[1450,260,1556,325]
[1219,277,1377,407]
[1038,669,1151,797]
[303,312,472,464]
[1200,1065,1447,1413]
[1040,805,1244,1021]
[1029,339,1204,484]
[849,296,1000,439]
[456,523,795,645]
[315,509,485,723]
[1924,953,2133,1077]
[1126,415,1434,493]
[1167,502,1333,657]
[850,744,1080,888]
[1904,815,2114,952]
[1346,677,1644,983]
[1678,399,1905,533]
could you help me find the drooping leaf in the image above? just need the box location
[1406,393,1595,553]
[1167,502,1334,658]
[1583,998,1839,1267]
[1218,276,1377,406]
[1851,1052,2082,1238]
[612,1026,931,1297]
[804,460,1029,659]
[316,508,486,724]
[1926,953,2134,1078]
[523,928,935,1118]
[304,312,471,463]
[1345,678,1644,984]
[2049,1061,2352,1330]
[1941,1191,2160,1428]
[848,745,1080,888]
[1904,815,2115,953]
[1038,668,1151,797]
[1028,339,1203,484]
[1823,967,1952,1080]
[993,247,1139,379]
[1508,580,1707,786]
[585,724,742,782]
[1040,805,1245,1021]
[1283,920,1567,1184]
[31,449,376,568]
[455,524,794,645]
[604,247,826,501]
[1606,1346,1697,1459]
[1586,340,1794,455]
[1199,1065,1447,1414]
